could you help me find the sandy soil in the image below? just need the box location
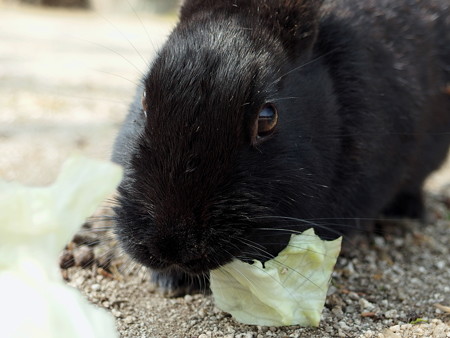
[1,5,449,338]
[0,3,172,185]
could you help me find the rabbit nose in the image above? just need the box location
[154,234,204,266]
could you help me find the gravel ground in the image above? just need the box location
[1,5,449,338]
[62,195,450,337]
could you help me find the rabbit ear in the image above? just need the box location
[180,0,324,54]
[256,0,324,54]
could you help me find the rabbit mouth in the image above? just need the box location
[129,243,231,275]
[176,258,215,274]
[152,258,223,275]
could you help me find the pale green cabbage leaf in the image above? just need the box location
[0,156,122,338]
[210,228,342,326]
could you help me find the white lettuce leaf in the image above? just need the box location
[0,156,122,338]
[210,228,342,327]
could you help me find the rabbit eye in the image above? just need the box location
[141,90,148,117]
[257,103,278,138]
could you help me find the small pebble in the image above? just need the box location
[380,329,400,338]
[338,320,351,330]
[384,309,398,319]
[349,292,360,300]
[359,298,375,311]
[436,261,446,269]
[73,245,94,268]
[374,236,386,247]
[59,250,75,269]
[390,325,400,332]
[257,326,268,333]
[93,245,114,269]
[332,306,344,319]
[345,305,356,313]
[337,329,346,337]
[124,316,135,324]
[112,309,122,318]
[72,232,98,246]
[327,285,337,296]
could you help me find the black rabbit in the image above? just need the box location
[112,0,450,296]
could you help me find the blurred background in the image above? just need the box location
[1,0,449,190]
[0,0,177,185]
[2,0,180,14]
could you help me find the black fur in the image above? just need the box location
[112,0,450,295]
